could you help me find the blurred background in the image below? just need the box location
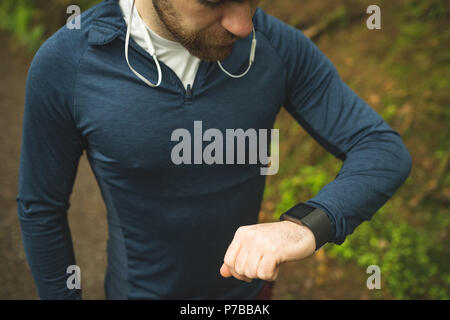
[0,0,449,299]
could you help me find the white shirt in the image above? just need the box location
[119,0,201,90]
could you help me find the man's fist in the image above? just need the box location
[220,220,316,282]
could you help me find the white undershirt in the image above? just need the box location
[119,0,201,90]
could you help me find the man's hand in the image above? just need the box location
[220,221,316,282]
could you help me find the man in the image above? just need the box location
[16,0,412,299]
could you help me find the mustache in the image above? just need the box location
[181,29,240,47]
[217,29,241,41]
[207,30,241,46]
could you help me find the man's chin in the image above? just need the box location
[188,45,234,62]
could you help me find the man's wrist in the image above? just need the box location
[279,203,333,250]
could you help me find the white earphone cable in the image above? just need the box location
[125,0,162,87]
[124,0,257,88]
[217,28,257,79]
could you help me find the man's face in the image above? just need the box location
[152,0,259,61]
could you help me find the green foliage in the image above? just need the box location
[406,0,448,20]
[0,0,101,52]
[270,132,449,299]
[327,1,449,299]
[272,154,340,220]
[272,148,449,299]
[269,0,450,300]
[0,0,44,52]
[327,199,450,299]
[381,103,398,123]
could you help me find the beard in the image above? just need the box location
[152,0,239,61]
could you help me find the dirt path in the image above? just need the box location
[0,32,108,299]
[0,33,37,299]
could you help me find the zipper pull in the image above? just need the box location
[184,83,193,104]
[186,84,192,96]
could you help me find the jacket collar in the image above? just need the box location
[87,0,257,79]
[88,0,127,45]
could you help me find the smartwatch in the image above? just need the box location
[280,203,333,250]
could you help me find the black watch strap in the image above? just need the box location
[280,203,333,250]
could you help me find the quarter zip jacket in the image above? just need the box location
[17,0,412,299]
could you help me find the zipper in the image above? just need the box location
[119,32,208,103]
[185,84,193,103]
[171,60,208,104]
[173,60,208,105]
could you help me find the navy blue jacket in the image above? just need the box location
[16,0,412,299]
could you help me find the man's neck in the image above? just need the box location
[135,0,177,42]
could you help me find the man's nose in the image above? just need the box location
[220,2,255,39]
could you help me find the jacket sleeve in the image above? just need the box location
[280,27,412,245]
[16,33,85,299]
